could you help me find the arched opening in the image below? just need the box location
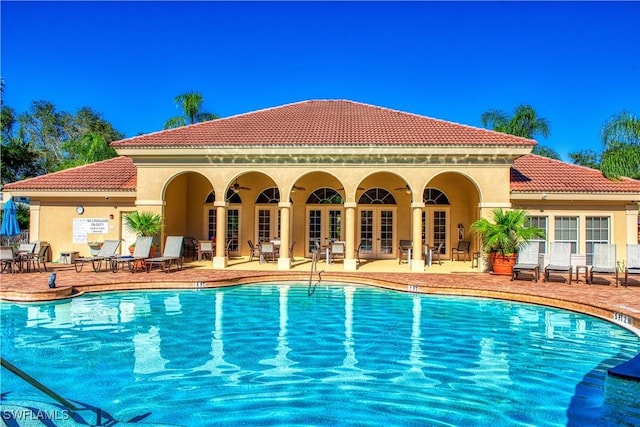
[422,187,451,258]
[304,187,344,256]
[425,173,481,259]
[357,187,398,259]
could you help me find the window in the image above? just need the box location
[227,209,240,252]
[256,188,280,204]
[586,217,609,264]
[358,188,396,205]
[423,188,450,205]
[205,190,242,204]
[306,188,343,204]
[257,209,271,242]
[207,209,216,240]
[433,211,447,251]
[206,208,241,253]
[554,217,578,254]
[526,216,547,254]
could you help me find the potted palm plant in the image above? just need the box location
[470,208,545,275]
[123,211,162,256]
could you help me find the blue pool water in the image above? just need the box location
[1,283,639,426]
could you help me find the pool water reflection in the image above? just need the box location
[1,283,639,426]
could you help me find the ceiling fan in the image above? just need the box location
[337,186,365,191]
[394,184,412,193]
[230,179,251,193]
[292,184,306,191]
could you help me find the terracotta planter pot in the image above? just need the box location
[489,252,517,275]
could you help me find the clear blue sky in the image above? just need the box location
[2,1,639,161]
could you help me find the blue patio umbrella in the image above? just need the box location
[1,198,21,239]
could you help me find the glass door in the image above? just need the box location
[422,208,449,259]
[205,207,241,255]
[255,206,281,243]
[358,207,396,259]
[306,207,343,257]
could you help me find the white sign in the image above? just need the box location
[73,218,109,243]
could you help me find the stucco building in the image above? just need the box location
[3,100,640,271]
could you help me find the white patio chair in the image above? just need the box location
[544,242,572,284]
[74,240,121,273]
[589,243,617,286]
[145,236,184,273]
[623,244,640,287]
[511,242,540,282]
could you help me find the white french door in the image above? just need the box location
[306,207,343,257]
[204,207,241,255]
[255,206,280,243]
[422,208,449,258]
[357,207,396,259]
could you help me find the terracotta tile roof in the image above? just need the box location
[111,99,537,148]
[2,156,136,192]
[511,154,640,193]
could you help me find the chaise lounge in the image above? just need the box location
[145,236,184,273]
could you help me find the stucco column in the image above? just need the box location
[411,202,425,272]
[29,201,41,242]
[213,201,227,269]
[344,202,358,271]
[626,204,639,245]
[278,202,292,270]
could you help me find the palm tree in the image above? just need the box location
[481,105,550,139]
[600,111,640,179]
[124,211,162,237]
[163,91,219,129]
[471,208,546,256]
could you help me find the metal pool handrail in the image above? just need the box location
[308,244,322,296]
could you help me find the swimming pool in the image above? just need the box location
[1,283,639,426]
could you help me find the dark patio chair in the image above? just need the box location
[398,239,412,264]
[248,240,261,262]
[23,243,51,273]
[451,240,471,261]
[1,246,18,274]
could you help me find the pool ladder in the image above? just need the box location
[1,356,152,425]
[308,247,323,296]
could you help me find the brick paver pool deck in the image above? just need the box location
[2,258,639,336]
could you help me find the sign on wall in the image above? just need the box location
[73,218,109,243]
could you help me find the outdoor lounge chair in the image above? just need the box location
[75,240,121,272]
[511,242,540,282]
[452,240,471,261]
[623,244,640,287]
[543,242,572,283]
[111,236,153,273]
[588,243,618,286]
[145,236,184,273]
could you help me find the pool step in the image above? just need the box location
[608,352,640,381]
